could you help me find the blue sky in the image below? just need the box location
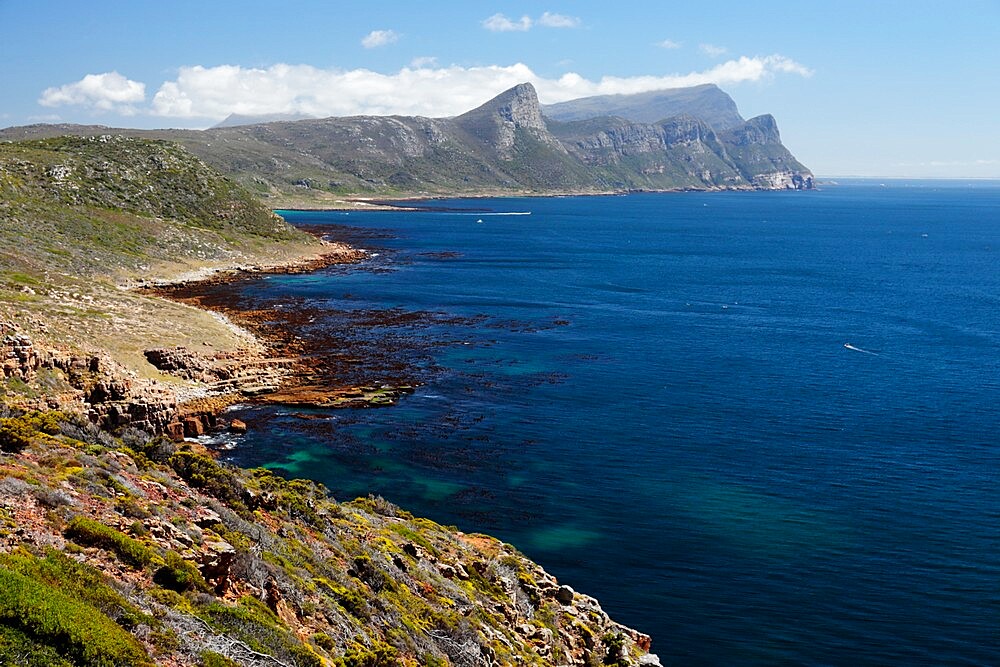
[1,0,997,178]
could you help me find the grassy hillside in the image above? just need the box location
[0,136,329,378]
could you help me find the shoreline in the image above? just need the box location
[142,225,428,431]
[274,182,814,212]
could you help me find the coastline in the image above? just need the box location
[273,182,814,212]
[140,223,435,436]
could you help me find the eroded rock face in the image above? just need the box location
[456,82,567,159]
[751,170,815,190]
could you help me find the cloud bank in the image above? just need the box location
[38,71,145,115]
[41,56,812,122]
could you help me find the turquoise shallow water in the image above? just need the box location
[222,182,1000,664]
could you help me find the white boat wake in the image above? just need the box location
[844,343,878,355]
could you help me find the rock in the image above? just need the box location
[182,417,204,438]
[200,539,236,595]
[192,507,223,529]
[229,418,247,434]
[556,584,575,605]
[165,421,185,442]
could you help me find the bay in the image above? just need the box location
[221,182,1000,664]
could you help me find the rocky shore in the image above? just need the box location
[2,239,370,442]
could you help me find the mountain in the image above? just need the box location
[0,83,813,204]
[542,83,746,130]
[212,112,314,128]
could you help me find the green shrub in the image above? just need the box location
[0,417,33,451]
[316,578,369,619]
[202,597,321,667]
[153,550,209,593]
[336,639,399,667]
[0,549,151,630]
[0,624,73,667]
[0,566,153,666]
[312,632,336,651]
[602,632,627,666]
[169,449,246,510]
[0,410,63,451]
[201,651,241,667]
[64,515,156,568]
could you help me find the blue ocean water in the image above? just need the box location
[226,182,1000,664]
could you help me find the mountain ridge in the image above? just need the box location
[0,83,813,206]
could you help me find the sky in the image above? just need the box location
[1,0,998,178]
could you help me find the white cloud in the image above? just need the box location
[657,39,682,49]
[146,55,812,121]
[361,29,399,48]
[699,43,728,58]
[410,56,438,68]
[38,71,145,114]
[537,12,581,28]
[483,13,532,31]
[483,11,580,31]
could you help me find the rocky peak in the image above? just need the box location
[455,82,563,158]
[460,82,546,132]
[724,114,782,146]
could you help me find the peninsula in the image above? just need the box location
[2,83,813,209]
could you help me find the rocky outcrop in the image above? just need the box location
[2,322,292,436]
[455,82,567,159]
[3,321,175,430]
[751,170,815,190]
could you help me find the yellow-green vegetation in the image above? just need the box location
[64,516,157,568]
[0,410,61,452]
[0,405,655,666]
[0,563,153,666]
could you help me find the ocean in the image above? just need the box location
[219,181,1000,664]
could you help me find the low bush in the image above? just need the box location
[200,651,240,667]
[337,639,399,667]
[0,566,153,666]
[0,624,73,667]
[153,550,209,593]
[64,515,156,568]
[169,449,246,510]
[0,410,63,452]
[0,549,150,630]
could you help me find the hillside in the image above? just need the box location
[0,132,661,666]
[0,411,657,666]
[0,135,355,428]
[1,83,813,206]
